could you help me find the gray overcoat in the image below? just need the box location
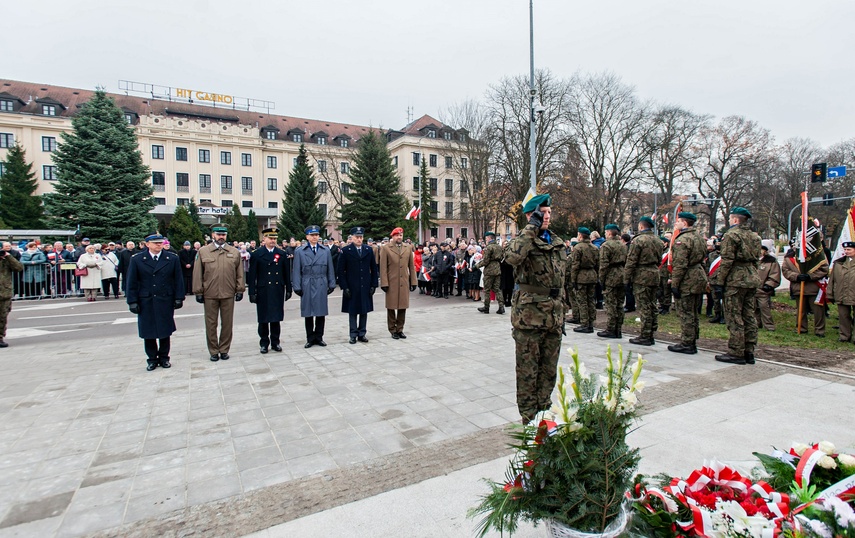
[291,244,336,317]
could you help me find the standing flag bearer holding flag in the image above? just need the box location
[783,214,829,337]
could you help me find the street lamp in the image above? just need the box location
[528,0,537,194]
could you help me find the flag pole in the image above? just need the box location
[797,281,805,334]
[797,174,810,336]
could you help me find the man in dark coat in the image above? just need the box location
[118,240,139,293]
[126,234,184,371]
[248,227,292,353]
[292,225,336,348]
[336,227,379,344]
[178,241,196,297]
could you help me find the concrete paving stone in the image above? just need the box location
[123,485,186,524]
[148,410,189,425]
[239,463,293,493]
[65,414,113,433]
[55,500,126,538]
[309,416,350,436]
[80,459,138,488]
[32,452,93,479]
[146,421,188,440]
[230,419,270,438]
[0,447,53,471]
[142,433,188,456]
[130,464,186,495]
[0,515,62,538]
[435,419,480,438]
[494,405,523,422]
[278,436,324,460]
[363,431,415,456]
[186,473,243,505]
[467,412,510,429]
[228,408,265,425]
[105,417,149,435]
[328,440,378,467]
[233,431,276,453]
[187,415,229,433]
[235,446,284,472]
[286,452,338,480]
[447,401,491,418]
[185,454,238,483]
[299,405,341,422]
[136,447,187,474]
[188,404,227,420]
[317,427,362,451]
[108,406,151,422]
[188,427,231,447]
[185,441,234,464]
[65,477,133,512]
[260,403,299,419]
[8,434,56,452]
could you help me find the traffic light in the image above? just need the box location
[823,193,834,206]
[812,162,827,183]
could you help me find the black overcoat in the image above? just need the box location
[336,243,379,315]
[247,246,292,323]
[126,250,185,339]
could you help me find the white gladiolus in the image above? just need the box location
[837,453,855,468]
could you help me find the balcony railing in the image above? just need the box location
[200,187,211,193]
[152,184,165,191]
[177,185,189,192]
[221,188,232,194]
[242,188,253,195]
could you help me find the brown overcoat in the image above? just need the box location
[379,243,417,309]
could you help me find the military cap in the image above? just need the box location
[639,216,655,227]
[391,227,404,236]
[522,193,551,214]
[350,226,365,236]
[678,211,697,222]
[484,231,496,237]
[144,234,165,243]
[305,225,321,235]
[578,227,591,236]
[730,207,752,218]
[262,226,279,238]
[843,242,855,249]
[211,225,228,234]
[604,224,619,232]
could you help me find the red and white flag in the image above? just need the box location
[405,206,421,220]
[708,256,721,277]
[421,266,431,281]
[831,199,855,268]
[815,278,829,306]
[659,250,669,269]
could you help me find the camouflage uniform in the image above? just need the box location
[670,226,708,347]
[715,223,761,357]
[477,239,504,312]
[506,224,566,423]
[0,253,24,343]
[570,239,599,329]
[658,246,672,313]
[625,230,663,340]
[598,237,627,334]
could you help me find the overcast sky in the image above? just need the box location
[3,0,852,147]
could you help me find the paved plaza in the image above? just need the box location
[0,294,853,537]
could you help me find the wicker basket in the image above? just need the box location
[544,504,630,538]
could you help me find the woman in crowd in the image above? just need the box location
[467,245,483,303]
[422,244,436,296]
[414,245,425,294]
[100,244,120,299]
[76,244,103,301]
[21,242,47,298]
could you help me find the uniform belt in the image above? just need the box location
[519,283,560,298]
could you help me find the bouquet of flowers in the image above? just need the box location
[469,345,645,537]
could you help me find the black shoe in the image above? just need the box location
[358,336,369,343]
[744,352,755,365]
[271,344,282,352]
[397,332,407,339]
[596,302,604,310]
[496,306,505,314]
[629,336,655,346]
[160,359,171,368]
[667,343,697,355]
[349,337,357,344]
[315,339,327,347]
[260,346,269,354]
[623,308,635,313]
[210,354,219,362]
[658,308,670,315]
[573,326,594,333]
[391,332,400,340]
[304,341,314,348]
[219,353,229,361]
[815,333,825,338]
[0,339,7,348]
[456,292,462,296]
[478,307,489,313]
[715,353,746,365]
[597,330,620,338]
[146,361,158,371]
[719,318,726,324]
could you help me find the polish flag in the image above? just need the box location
[659,251,669,269]
[662,213,669,225]
[708,256,721,276]
[405,206,421,220]
[421,266,431,281]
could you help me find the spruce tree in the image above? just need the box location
[187,198,207,240]
[245,209,258,243]
[222,204,248,243]
[416,157,436,234]
[0,143,45,229]
[44,89,156,242]
[279,144,325,239]
[167,205,204,245]
[339,130,406,239]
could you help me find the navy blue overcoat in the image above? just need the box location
[126,250,185,339]
[336,243,379,315]
[247,246,291,323]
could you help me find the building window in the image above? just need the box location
[151,145,164,159]
[317,160,327,173]
[317,181,327,194]
[175,147,187,161]
[392,156,398,168]
[460,179,469,194]
[221,175,233,191]
[267,178,277,191]
[318,204,328,218]
[42,136,57,152]
[340,162,350,174]
[459,133,467,142]
[199,149,211,163]
[199,199,212,204]
[241,153,252,166]
[241,176,253,193]
[268,201,278,209]
[155,197,166,205]
[429,154,437,167]
[460,203,469,219]
[292,133,303,143]
[443,131,452,141]
[265,130,276,140]
[445,201,453,217]
[412,152,420,166]
[316,136,326,145]
[124,113,134,124]
[429,178,437,194]
[242,201,253,208]
[430,201,438,216]
[0,100,13,112]
[461,227,468,238]
[221,199,232,207]
[43,165,58,180]
[445,156,453,169]
[151,171,166,188]
[461,157,468,169]
[427,129,436,138]
[267,156,277,169]
[445,227,453,239]
[0,133,12,148]
[176,172,189,192]
[430,227,438,237]
[341,183,350,195]
[42,105,57,116]
[199,174,212,192]
[177,198,190,206]
[412,177,419,191]
[221,151,231,165]
[445,178,453,194]
[339,139,348,148]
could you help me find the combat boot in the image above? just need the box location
[573,325,593,333]
[496,305,505,315]
[714,353,746,365]
[566,317,581,324]
[667,343,697,354]
[596,330,620,338]
[744,352,755,365]
[708,315,722,324]
[629,336,654,346]
[477,306,489,314]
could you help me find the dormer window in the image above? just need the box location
[261,125,280,141]
[124,113,133,124]
[317,137,326,145]
[42,105,57,116]
[427,129,436,138]
[334,134,351,148]
[459,133,467,142]
[266,131,276,140]
[0,100,13,112]
[443,131,452,141]
[292,133,303,142]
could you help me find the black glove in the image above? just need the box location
[713,285,724,301]
[528,210,544,229]
[173,300,183,310]
[625,283,633,295]
[295,289,303,297]
[796,274,811,282]
[327,287,335,295]
[249,294,257,303]
[761,284,774,293]
[196,295,204,304]
[234,293,243,302]
[285,290,292,301]
[671,287,681,300]
[370,287,376,295]
[128,303,140,315]
[382,286,389,293]
[343,288,352,299]
[410,285,416,292]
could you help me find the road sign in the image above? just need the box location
[828,166,847,178]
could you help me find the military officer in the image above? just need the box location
[666,212,708,354]
[248,227,292,354]
[625,216,664,346]
[378,227,418,339]
[755,245,781,331]
[126,234,185,370]
[713,207,762,365]
[828,242,855,342]
[0,243,24,348]
[505,194,566,424]
[477,231,505,314]
[597,224,627,338]
[292,225,336,348]
[337,226,379,344]
[569,228,598,333]
[192,225,245,362]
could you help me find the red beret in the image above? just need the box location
[391,227,404,236]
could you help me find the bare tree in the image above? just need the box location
[308,146,352,230]
[643,105,710,201]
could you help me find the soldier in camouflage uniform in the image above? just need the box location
[658,235,672,314]
[625,217,664,346]
[565,240,580,323]
[477,231,505,314]
[666,212,708,354]
[570,228,599,333]
[597,224,627,338]
[0,243,24,348]
[706,239,725,323]
[713,207,762,365]
[505,194,566,423]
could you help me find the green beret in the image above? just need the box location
[639,216,654,227]
[677,212,697,222]
[484,231,496,237]
[211,225,228,233]
[578,227,591,236]
[730,207,752,218]
[604,224,619,232]
[522,193,551,214]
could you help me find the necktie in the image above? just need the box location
[153,255,159,262]
[312,246,317,255]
